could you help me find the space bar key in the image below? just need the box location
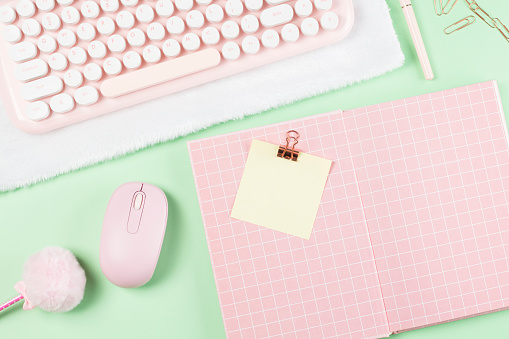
[99,49,221,98]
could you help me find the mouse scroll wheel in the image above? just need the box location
[133,192,144,210]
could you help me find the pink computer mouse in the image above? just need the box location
[100,182,168,288]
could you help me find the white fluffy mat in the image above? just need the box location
[0,0,404,191]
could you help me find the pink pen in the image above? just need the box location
[400,0,435,80]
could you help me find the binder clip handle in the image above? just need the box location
[277,130,300,161]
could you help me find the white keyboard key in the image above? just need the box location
[182,32,200,51]
[245,0,262,11]
[26,101,50,121]
[116,10,135,29]
[15,59,48,81]
[281,23,299,42]
[314,0,331,11]
[38,35,57,53]
[42,13,61,31]
[196,0,211,4]
[101,0,119,13]
[123,51,141,69]
[97,17,115,35]
[68,46,87,64]
[48,52,68,70]
[61,6,80,24]
[81,1,100,19]
[321,12,338,30]
[3,25,22,43]
[22,19,41,37]
[266,0,290,4]
[121,0,138,7]
[261,29,279,48]
[241,15,259,34]
[107,34,126,52]
[75,86,99,106]
[36,0,55,11]
[16,0,36,18]
[201,26,219,45]
[88,40,107,58]
[222,41,239,61]
[50,93,74,113]
[127,28,145,46]
[103,57,122,75]
[143,44,161,63]
[295,0,312,17]
[186,10,204,29]
[57,0,74,6]
[221,20,239,39]
[9,41,37,62]
[261,4,293,28]
[84,63,102,80]
[136,5,154,23]
[147,22,165,41]
[156,0,173,17]
[225,0,243,17]
[21,75,63,101]
[301,17,318,36]
[166,16,184,35]
[175,0,193,12]
[57,29,76,47]
[101,49,221,97]
[0,6,17,24]
[77,23,96,41]
[64,69,83,87]
[162,38,180,57]
[206,4,223,23]
[241,35,259,54]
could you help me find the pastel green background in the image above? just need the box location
[2,1,509,338]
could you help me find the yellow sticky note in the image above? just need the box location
[231,140,332,239]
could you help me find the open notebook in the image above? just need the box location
[188,81,509,338]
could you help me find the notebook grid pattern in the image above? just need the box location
[189,117,391,338]
[188,80,509,338]
[345,81,509,332]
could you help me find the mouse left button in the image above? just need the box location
[127,191,145,234]
[133,192,144,210]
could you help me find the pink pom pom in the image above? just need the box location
[16,247,86,312]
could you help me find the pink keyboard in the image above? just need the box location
[0,0,354,133]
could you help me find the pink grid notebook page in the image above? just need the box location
[346,81,509,332]
[188,80,509,338]
[188,116,391,338]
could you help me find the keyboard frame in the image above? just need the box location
[0,0,354,134]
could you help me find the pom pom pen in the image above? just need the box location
[400,0,435,80]
[1,247,86,313]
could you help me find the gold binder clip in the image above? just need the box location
[277,130,300,161]
[444,16,476,35]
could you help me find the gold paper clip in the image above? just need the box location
[442,0,459,15]
[466,0,496,28]
[434,0,443,16]
[494,18,509,42]
[444,16,476,35]
[277,130,300,162]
